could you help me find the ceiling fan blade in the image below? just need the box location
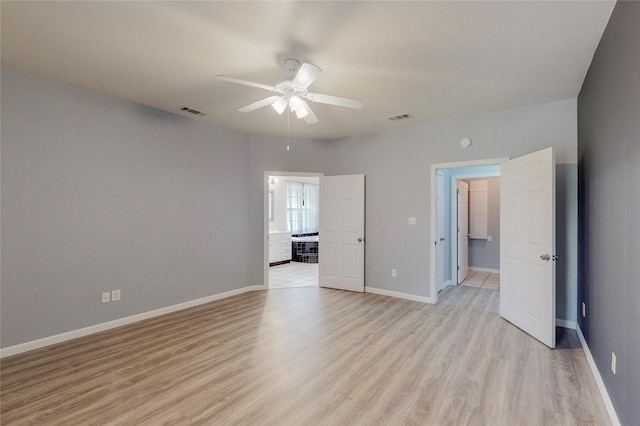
[215,75,276,92]
[300,101,319,124]
[291,63,323,91]
[305,92,364,109]
[238,96,282,112]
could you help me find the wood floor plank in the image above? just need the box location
[1,285,611,425]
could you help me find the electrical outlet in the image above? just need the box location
[487,235,492,242]
[101,292,110,304]
[582,302,586,318]
[391,269,398,278]
[611,352,617,374]
[112,289,121,302]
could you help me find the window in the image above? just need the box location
[287,182,318,234]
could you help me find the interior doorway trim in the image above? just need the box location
[263,171,324,288]
[429,157,509,304]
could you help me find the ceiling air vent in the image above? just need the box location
[387,113,413,121]
[179,106,207,117]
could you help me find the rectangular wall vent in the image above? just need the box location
[179,106,207,116]
[387,113,413,121]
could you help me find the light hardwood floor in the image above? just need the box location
[1,285,610,425]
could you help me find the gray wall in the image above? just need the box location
[1,63,580,349]
[1,65,253,347]
[328,99,578,321]
[468,177,500,270]
[578,2,640,424]
[247,135,333,286]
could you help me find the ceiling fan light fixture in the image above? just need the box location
[216,60,363,125]
[295,104,310,119]
[272,97,287,115]
[289,95,303,111]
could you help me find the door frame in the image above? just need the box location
[263,171,324,288]
[435,171,445,292]
[451,175,498,285]
[429,158,507,303]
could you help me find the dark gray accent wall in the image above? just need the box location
[577,2,640,424]
[1,65,254,347]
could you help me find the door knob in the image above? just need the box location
[358,237,365,243]
[540,254,550,261]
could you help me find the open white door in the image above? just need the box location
[500,147,556,348]
[457,180,469,284]
[319,174,365,292]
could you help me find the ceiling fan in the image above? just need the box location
[215,58,364,124]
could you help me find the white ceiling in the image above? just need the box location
[1,1,615,140]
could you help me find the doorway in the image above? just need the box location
[429,158,507,303]
[430,149,557,348]
[264,171,323,289]
[455,176,502,286]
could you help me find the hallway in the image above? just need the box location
[269,262,319,289]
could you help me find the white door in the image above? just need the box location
[500,147,556,348]
[319,174,365,292]
[457,180,469,284]
[469,180,488,239]
[436,171,445,292]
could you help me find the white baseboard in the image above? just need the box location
[556,319,576,329]
[0,285,265,359]
[468,267,500,274]
[576,324,621,426]
[443,280,454,288]
[366,286,435,304]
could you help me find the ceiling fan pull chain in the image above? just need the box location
[286,106,290,151]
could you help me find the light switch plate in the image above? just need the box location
[112,289,121,302]
[408,217,417,225]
